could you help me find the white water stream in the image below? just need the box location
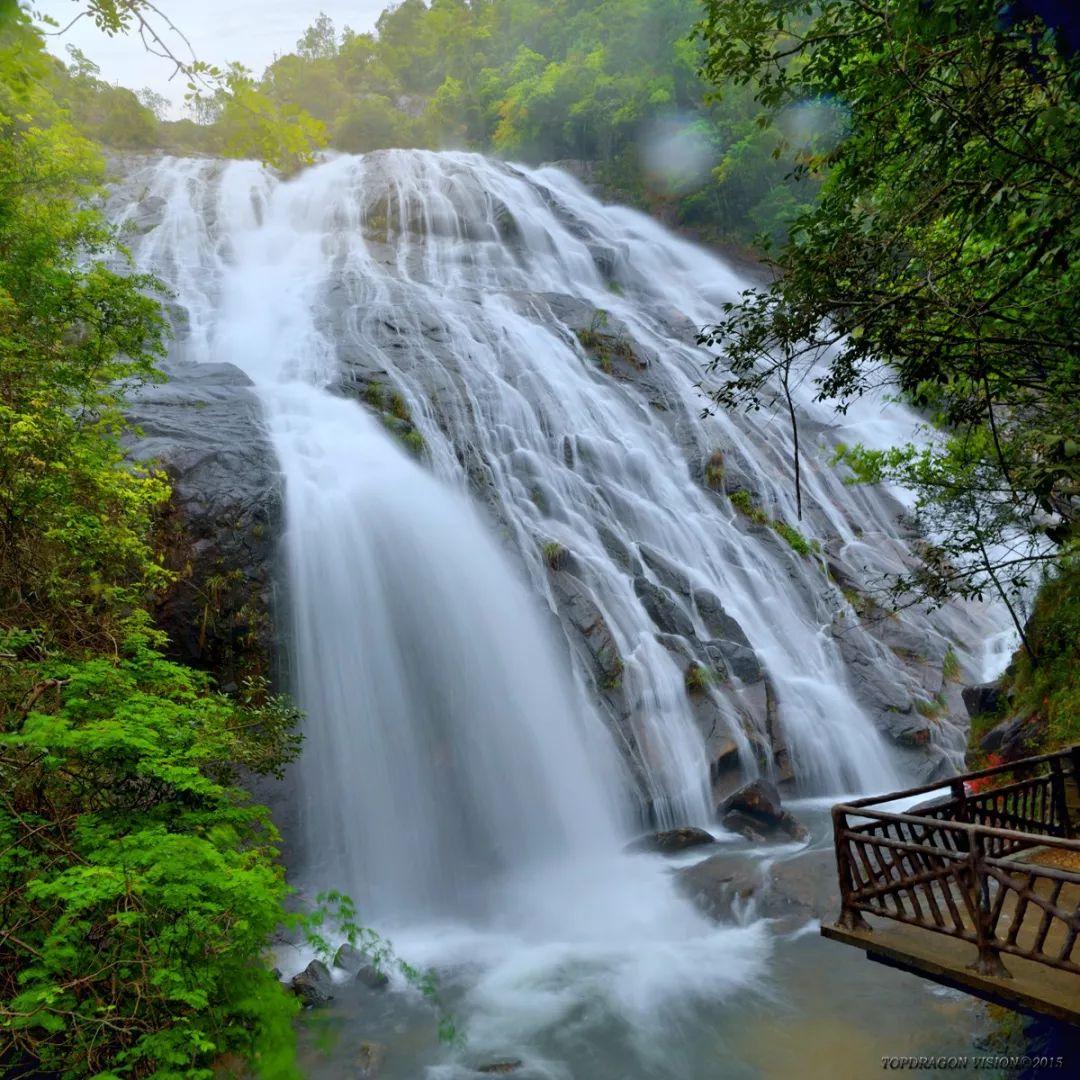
[114,150,1007,1077]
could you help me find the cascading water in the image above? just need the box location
[112,149,1009,1077]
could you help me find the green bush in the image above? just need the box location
[0,632,303,1078]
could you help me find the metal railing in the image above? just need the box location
[831,746,1080,978]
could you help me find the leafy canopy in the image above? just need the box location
[696,0,1079,646]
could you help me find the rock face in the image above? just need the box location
[125,362,281,689]
[109,150,1006,820]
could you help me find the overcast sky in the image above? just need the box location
[34,2,386,116]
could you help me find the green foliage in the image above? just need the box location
[684,662,723,693]
[36,3,327,170]
[541,541,566,570]
[0,12,313,1075]
[942,647,961,683]
[0,636,303,1078]
[0,10,169,644]
[51,1,813,243]
[302,890,460,1046]
[698,0,1079,638]
[771,519,814,557]
[728,489,814,554]
[1000,560,1080,752]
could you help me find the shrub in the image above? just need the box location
[0,631,304,1078]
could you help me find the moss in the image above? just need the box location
[600,651,624,690]
[729,488,767,525]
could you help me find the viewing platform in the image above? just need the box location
[822,746,1080,1025]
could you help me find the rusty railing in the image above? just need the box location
[831,745,1080,978]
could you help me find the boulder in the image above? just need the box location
[719,779,808,842]
[291,960,334,1007]
[980,710,1044,760]
[625,826,717,854]
[333,943,389,990]
[720,778,783,820]
[477,1061,524,1075]
[549,570,625,690]
[720,810,769,844]
[963,682,1004,719]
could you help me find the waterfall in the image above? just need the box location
[110,148,1012,1074]
[112,148,1004,893]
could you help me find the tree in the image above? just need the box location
[137,85,169,118]
[42,1,328,169]
[696,0,1079,640]
[296,10,338,62]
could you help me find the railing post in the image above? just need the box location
[966,831,1011,979]
[950,777,969,820]
[833,807,871,932]
[1050,757,1071,838]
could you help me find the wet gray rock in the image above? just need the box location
[125,362,281,684]
[291,960,334,1007]
[720,810,770,844]
[720,778,783,820]
[549,570,624,691]
[634,576,694,637]
[719,779,808,841]
[625,826,717,854]
[677,848,838,924]
[675,851,761,919]
[333,944,390,989]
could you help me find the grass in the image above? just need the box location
[599,651,624,691]
[729,489,819,555]
[573,309,637,374]
[401,429,425,456]
[684,663,725,693]
[388,391,411,422]
[542,541,566,570]
[943,646,961,682]
[914,695,947,720]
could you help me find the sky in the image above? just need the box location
[34,2,387,117]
